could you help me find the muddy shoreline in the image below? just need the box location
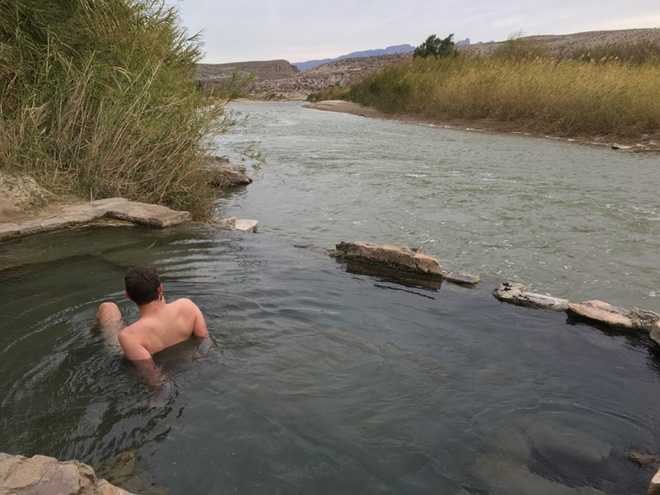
[305,100,660,152]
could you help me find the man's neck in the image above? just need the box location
[138,299,165,317]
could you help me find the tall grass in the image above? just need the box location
[341,53,660,137]
[0,0,223,218]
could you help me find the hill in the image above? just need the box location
[197,59,298,92]
[467,28,660,56]
[294,40,471,72]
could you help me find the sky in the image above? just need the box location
[169,0,660,63]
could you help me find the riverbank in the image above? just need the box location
[306,100,660,151]
[0,162,253,242]
[0,1,222,220]
[308,51,660,149]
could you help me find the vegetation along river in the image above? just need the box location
[1,101,660,494]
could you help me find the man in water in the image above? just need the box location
[96,266,208,384]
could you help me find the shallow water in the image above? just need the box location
[1,102,660,494]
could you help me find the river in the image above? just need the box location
[0,101,659,494]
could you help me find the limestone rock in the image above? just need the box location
[494,282,569,311]
[206,158,252,188]
[568,300,636,330]
[218,217,259,233]
[567,300,660,333]
[650,469,660,495]
[440,270,480,287]
[0,172,51,220]
[99,199,191,228]
[0,198,191,241]
[0,453,132,494]
[629,308,660,332]
[334,241,442,277]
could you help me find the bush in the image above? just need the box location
[0,0,223,218]
[414,34,457,59]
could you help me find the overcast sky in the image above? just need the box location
[170,1,660,63]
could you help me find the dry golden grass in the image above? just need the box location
[343,55,660,137]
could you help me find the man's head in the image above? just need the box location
[124,266,163,306]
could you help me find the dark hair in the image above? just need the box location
[124,266,161,305]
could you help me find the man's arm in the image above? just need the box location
[118,330,151,361]
[118,329,164,388]
[182,299,208,338]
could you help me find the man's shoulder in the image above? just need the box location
[170,298,197,308]
[121,319,150,336]
[169,298,200,314]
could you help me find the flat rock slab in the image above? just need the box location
[218,217,259,233]
[0,198,191,241]
[441,270,480,287]
[494,282,569,311]
[334,241,442,277]
[567,300,660,331]
[0,452,132,494]
[95,198,191,228]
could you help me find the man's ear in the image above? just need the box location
[158,283,164,300]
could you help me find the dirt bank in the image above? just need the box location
[305,100,660,152]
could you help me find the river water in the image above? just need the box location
[1,101,660,494]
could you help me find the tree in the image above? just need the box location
[414,34,457,59]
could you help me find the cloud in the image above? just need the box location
[170,0,660,63]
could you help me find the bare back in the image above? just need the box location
[119,298,208,361]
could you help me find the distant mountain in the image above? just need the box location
[294,40,471,72]
[294,44,415,72]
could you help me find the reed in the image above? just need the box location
[332,51,660,137]
[0,0,224,218]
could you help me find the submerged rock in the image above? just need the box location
[0,453,131,494]
[473,456,605,495]
[494,282,569,311]
[526,421,612,466]
[334,241,442,277]
[440,270,480,287]
[627,450,660,467]
[218,217,259,233]
[96,450,168,495]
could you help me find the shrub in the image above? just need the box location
[414,34,457,59]
[0,0,223,218]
